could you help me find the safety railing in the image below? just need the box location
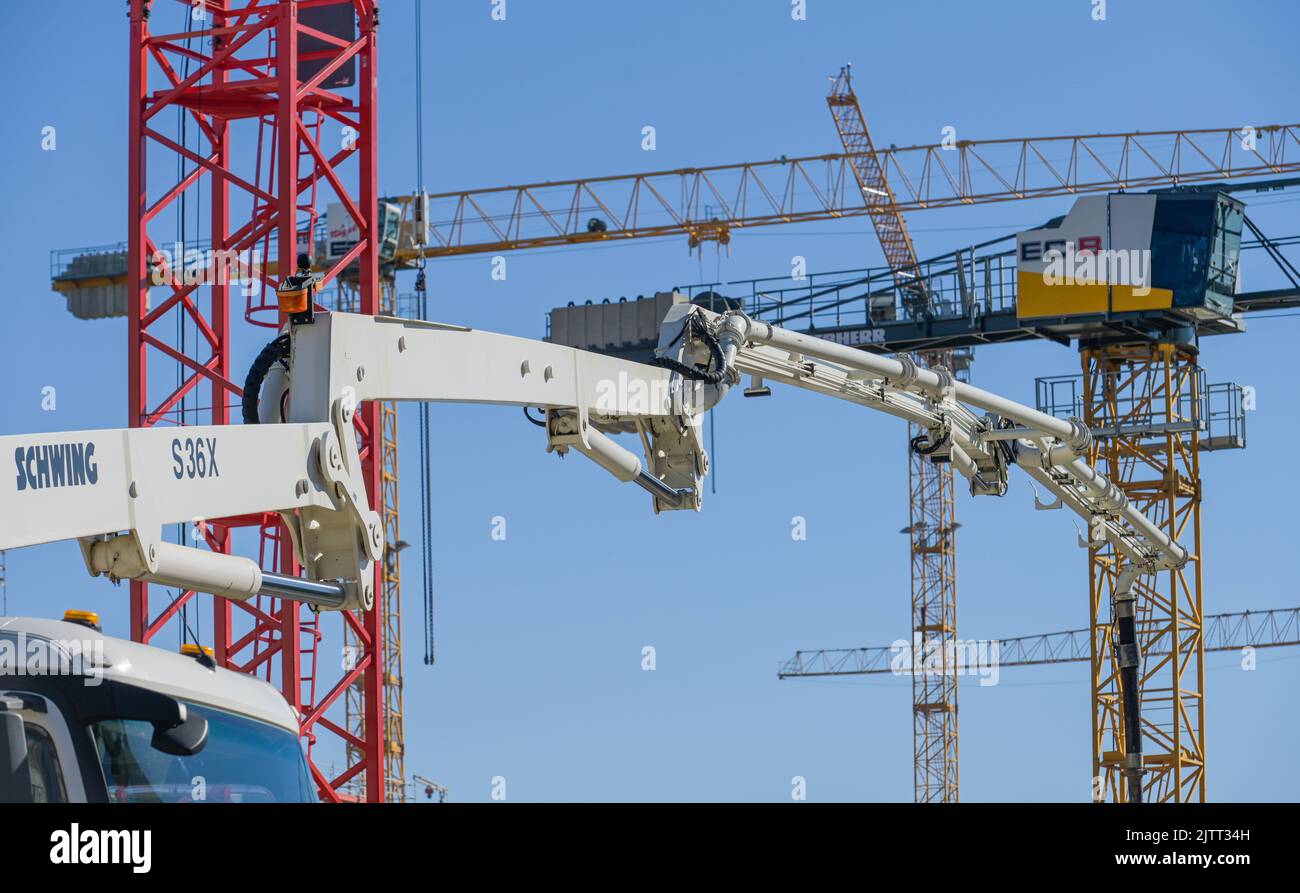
[1034,371,1246,450]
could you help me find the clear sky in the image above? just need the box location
[1,0,1297,802]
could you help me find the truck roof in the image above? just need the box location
[0,616,300,733]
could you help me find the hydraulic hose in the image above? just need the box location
[910,429,949,456]
[651,315,729,384]
[1113,567,1145,803]
[241,333,291,425]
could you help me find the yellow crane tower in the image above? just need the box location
[1083,344,1205,802]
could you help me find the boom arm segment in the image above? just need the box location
[0,422,359,606]
[280,311,721,512]
[1,312,721,610]
[665,304,1186,572]
[1,306,1184,618]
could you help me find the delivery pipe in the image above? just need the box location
[724,311,1183,567]
[1011,443,1186,569]
[738,316,1081,444]
[1062,456,1186,568]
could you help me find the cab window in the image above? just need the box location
[25,724,67,803]
[91,702,316,803]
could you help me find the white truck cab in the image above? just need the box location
[0,614,316,803]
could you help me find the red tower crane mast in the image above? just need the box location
[126,0,384,801]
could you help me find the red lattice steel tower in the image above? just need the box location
[126,0,384,801]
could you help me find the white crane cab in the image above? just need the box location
[0,614,316,803]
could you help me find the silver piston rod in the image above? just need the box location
[85,537,348,610]
[571,426,691,509]
[258,572,348,610]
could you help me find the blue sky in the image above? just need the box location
[1,0,1297,801]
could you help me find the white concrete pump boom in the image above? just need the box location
[0,311,717,612]
[684,305,1187,571]
[0,306,1184,621]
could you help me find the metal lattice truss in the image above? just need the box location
[906,354,960,803]
[777,606,1298,677]
[399,123,1300,258]
[1085,343,1205,804]
[827,65,928,304]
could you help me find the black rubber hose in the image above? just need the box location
[242,333,291,425]
[1115,604,1145,803]
[650,315,728,384]
[911,430,950,456]
[995,415,1020,464]
[693,315,726,378]
[651,355,725,384]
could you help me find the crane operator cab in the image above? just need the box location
[0,614,316,803]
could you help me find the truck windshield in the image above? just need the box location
[91,702,316,803]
